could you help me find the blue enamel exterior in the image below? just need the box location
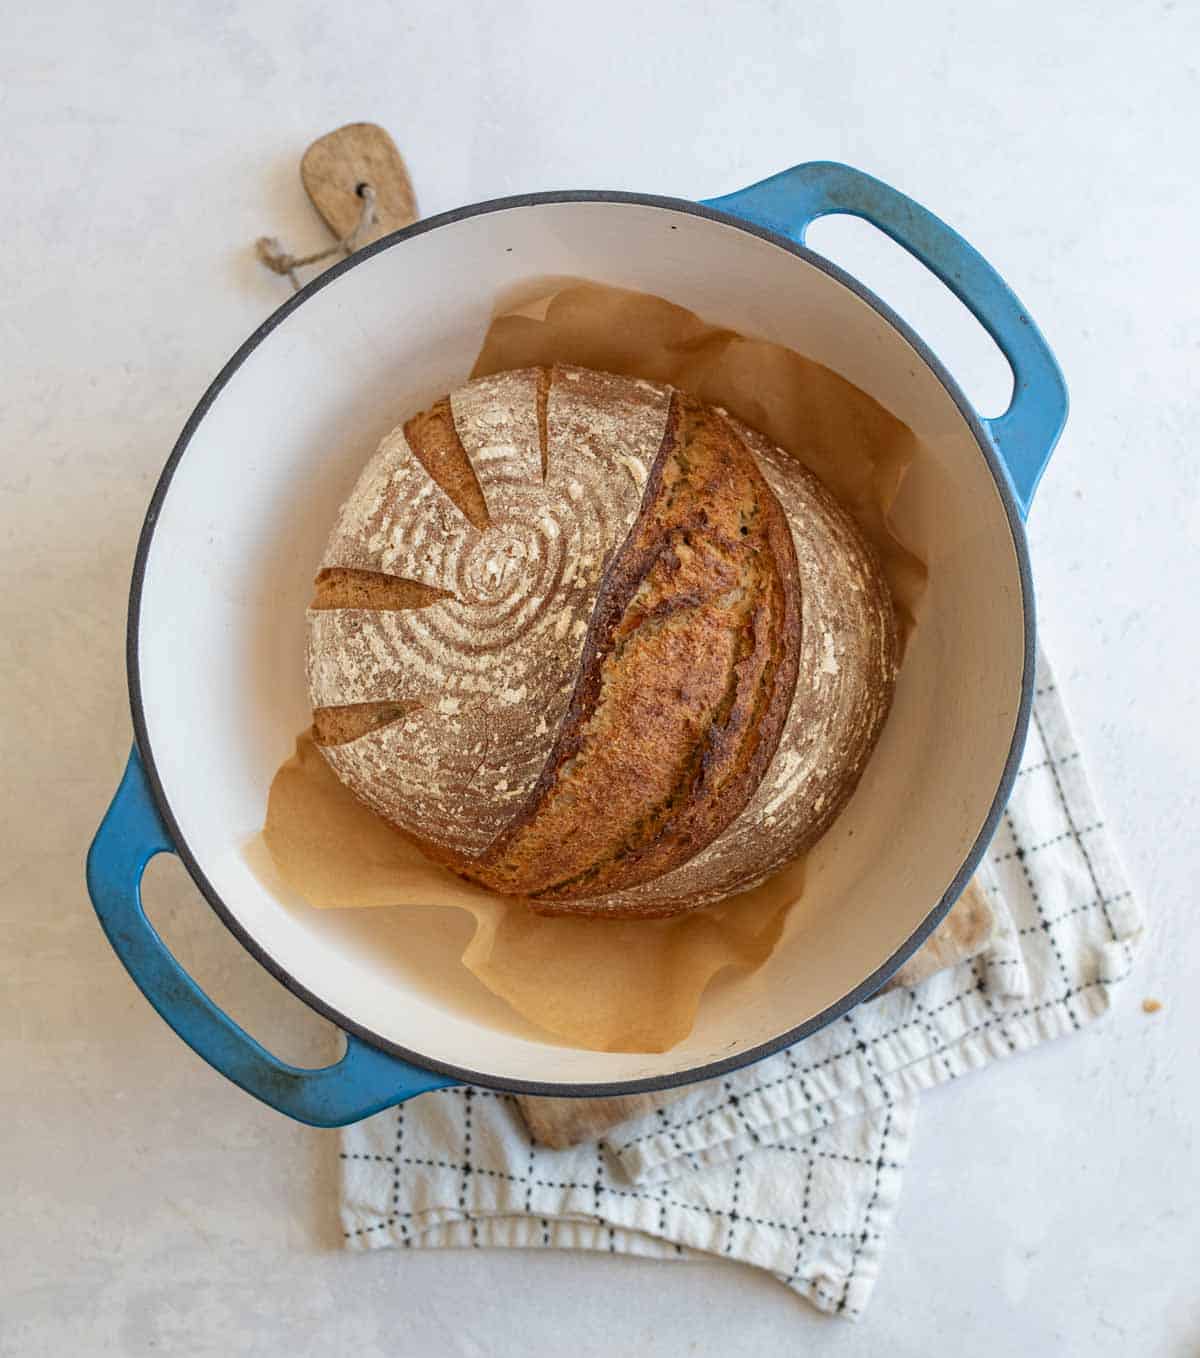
[86,161,1068,1125]
[85,746,454,1126]
[704,162,1068,516]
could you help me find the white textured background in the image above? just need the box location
[3,2,1197,1354]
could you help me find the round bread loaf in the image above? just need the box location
[307,365,896,918]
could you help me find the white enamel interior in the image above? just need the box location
[136,200,1026,1087]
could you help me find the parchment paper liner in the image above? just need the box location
[261,282,926,1053]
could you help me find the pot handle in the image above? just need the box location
[703,161,1068,517]
[86,746,454,1126]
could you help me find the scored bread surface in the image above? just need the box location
[308,367,668,857]
[307,365,897,917]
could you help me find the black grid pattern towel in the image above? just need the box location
[340,648,1141,1319]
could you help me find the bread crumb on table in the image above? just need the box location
[1141,998,1163,1014]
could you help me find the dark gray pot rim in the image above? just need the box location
[126,189,1035,1097]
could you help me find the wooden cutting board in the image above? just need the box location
[300,123,417,245]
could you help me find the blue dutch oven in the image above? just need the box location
[88,162,1066,1125]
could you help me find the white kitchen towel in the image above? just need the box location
[339,649,1141,1319]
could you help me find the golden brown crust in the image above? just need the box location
[310,566,450,611]
[402,397,490,531]
[572,423,899,918]
[534,365,551,480]
[448,393,801,901]
[311,699,422,747]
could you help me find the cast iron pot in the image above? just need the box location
[87,161,1067,1125]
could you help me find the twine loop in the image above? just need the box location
[255,183,377,291]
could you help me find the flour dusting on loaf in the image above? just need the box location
[307,366,897,916]
[308,367,670,855]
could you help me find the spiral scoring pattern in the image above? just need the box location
[307,367,672,854]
